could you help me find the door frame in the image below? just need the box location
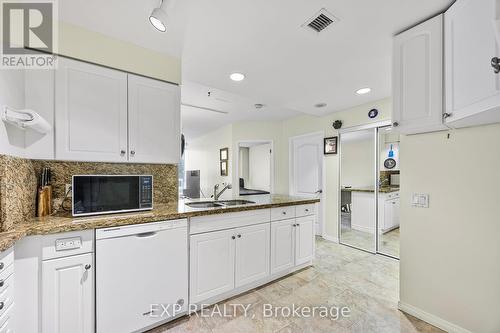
[235,140,275,196]
[288,131,326,237]
[337,121,391,254]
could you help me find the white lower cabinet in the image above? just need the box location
[270,219,295,275]
[42,253,93,333]
[294,216,315,266]
[190,205,317,305]
[234,224,270,288]
[189,229,235,304]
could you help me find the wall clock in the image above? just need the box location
[384,158,396,169]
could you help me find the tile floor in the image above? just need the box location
[150,238,443,333]
[341,212,400,257]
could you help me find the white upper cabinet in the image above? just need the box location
[392,14,445,134]
[55,57,181,164]
[55,57,128,162]
[445,0,500,128]
[128,74,180,164]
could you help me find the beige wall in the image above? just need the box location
[58,22,181,84]
[399,123,500,333]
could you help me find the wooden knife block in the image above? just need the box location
[37,185,52,217]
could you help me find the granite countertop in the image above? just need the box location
[0,195,320,252]
[342,186,400,193]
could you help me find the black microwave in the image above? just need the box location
[72,175,153,217]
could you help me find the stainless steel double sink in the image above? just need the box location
[185,200,255,209]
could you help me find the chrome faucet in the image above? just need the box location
[214,183,232,200]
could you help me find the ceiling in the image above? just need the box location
[59,0,453,138]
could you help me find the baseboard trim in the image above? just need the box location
[321,234,339,243]
[398,302,473,333]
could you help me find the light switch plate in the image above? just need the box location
[412,193,429,208]
[55,237,82,251]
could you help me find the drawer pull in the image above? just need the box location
[0,263,4,270]
[85,264,91,270]
[305,209,309,212]
[0,280,3,288]
[0,302,4,310]
[282,211,287,215]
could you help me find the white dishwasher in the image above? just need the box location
[96,219,188,333]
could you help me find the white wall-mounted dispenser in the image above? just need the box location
[1,106,52,134]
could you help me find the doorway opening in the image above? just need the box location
[339,123,400,259]
[236,141,273,196]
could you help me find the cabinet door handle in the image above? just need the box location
[0,280,4,288]
[85,264,91,270]
[130,150,136,155]
[282,211,287,215]
[0,262,4,270]
[120,150,126,155]
[392,122,399,127]
[231,236,236,240]
[296,223,300,227]
[492,57,500,74]
[292,224,297,227]
[0,302,4,310]
[237,234,241,238]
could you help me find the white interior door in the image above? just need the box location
[290,133,324,235]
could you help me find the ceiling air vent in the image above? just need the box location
[302,8,339,34]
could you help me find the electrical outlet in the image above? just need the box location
[65,184,72,197]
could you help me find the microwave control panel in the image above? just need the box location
[139,176,153,208]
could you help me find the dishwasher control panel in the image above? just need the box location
[55,237,83,251]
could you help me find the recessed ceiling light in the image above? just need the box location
[356,88,371,95]
[230,73,245,82]
[315,103,327,108]
[149,0,170,32]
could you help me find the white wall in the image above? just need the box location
[399,123,500,333]
[184,125,233,199]
[248,143,271,191]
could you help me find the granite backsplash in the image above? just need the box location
[0,154,178,231]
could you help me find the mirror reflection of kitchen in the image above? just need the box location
[378,127,400,258]
[340,128,377,252]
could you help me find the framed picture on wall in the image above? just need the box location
[220,148,229,161]
[220,160,228,176]
[324,137,338,155]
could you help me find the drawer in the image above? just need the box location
[42,230,94,260]
[0,249,13,276]
[296,204,315,217]
[0,270,13,296]
[271,206,296,221]
[0,278,13,318]
[0,302,13,333]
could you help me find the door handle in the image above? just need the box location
[315,190,323,194]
